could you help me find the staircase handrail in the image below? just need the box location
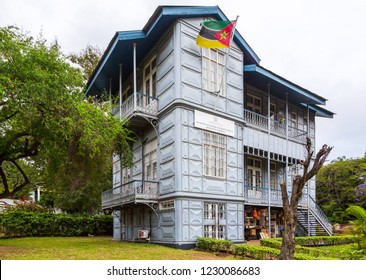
[308,195,332,235]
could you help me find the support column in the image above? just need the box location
[133,43,137,111]
[285,93,289,193]
[119,63,123,119]
[267,84,271,236]
[109,78,112,105]
[306,104,310,235]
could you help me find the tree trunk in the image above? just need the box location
[278,138,332,260]
[280,204,298,259]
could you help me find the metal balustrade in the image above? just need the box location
[102,180,159,209]
[112,93,158,119]
[244,186,307,207]
[244,185,332,235]
[243,109,308,143]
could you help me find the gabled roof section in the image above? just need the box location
[244,64,329,106]
[86,5,260,96]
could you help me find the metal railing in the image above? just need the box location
[308,195,333,235]
[244,186,307,207]
[102,180,159,209]
[243,109,308,143]
[112,93,158,119]
[244,185,332,235]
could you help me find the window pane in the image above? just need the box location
[202,49,225,96]
[203,132,226,178]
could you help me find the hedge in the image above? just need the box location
[234,244,280,260]
[294,235,358,246]
[197,236,355,260]
[0,211,113,238]
[196,237,233,253]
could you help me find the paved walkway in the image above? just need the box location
[246,240,261,246]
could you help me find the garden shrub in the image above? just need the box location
[234,244,280,260]
[196,237,233,253]
[294,235,357,246]
[0,210,112,238]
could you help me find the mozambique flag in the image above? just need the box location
[196,20,236,48]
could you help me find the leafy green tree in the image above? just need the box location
[316,157,366,222]
[355,181,366,208]
[0,26,82,198]
[68,44,103,81]
[0,26,133,213]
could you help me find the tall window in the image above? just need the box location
[204,202,226,239]
[247,157,262,188]
[247,94,262,113]
[203,132,227,178]
[121,166,132,184]
[290,110,297,128]
[270,162,277,189]
[270,102,276,118]
[204,203,225,220]
[144,139,157,181]
[202,48,226,96]
[143,56,157,105]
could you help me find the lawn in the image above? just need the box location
[1,236,364,260]
[0,236,236,260]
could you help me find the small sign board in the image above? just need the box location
[194,110,235,137]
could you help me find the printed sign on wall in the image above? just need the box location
[194,110,235,137]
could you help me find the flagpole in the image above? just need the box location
[214,16,239,111]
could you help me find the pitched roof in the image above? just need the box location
[86,5,260,96]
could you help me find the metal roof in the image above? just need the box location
[85,5,334,119]
[86,5,260,96]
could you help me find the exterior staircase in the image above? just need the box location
[297,197,332,236]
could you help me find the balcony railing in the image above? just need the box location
[244,186,308,207]
[243,109,308,142]
[102,180,159,209]
[112,93,158,119]
[244,185,332,235]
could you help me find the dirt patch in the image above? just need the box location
[0,245,25,258]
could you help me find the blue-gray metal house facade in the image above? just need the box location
[86,6,334,248]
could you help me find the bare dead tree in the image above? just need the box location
[279,137,332,259]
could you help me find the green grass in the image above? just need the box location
[0,236,236,260]
[1,236,364,260]
[314,243,366,260]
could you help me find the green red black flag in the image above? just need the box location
[196,20,236,48]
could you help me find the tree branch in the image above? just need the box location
[0,160,31,199]
[0,163,10,196]
[305,143,333,182]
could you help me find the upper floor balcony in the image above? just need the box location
[243,109,310,143]
[101,180,159,210]
[112,92,158,120]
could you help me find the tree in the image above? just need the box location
[279,138,332,259]
[68,44,103,81]
[0,26,133,213]
[0,26,82,198]
[355,181,366,208]
[316,157,366,221]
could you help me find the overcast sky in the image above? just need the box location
[1,0,365,162]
